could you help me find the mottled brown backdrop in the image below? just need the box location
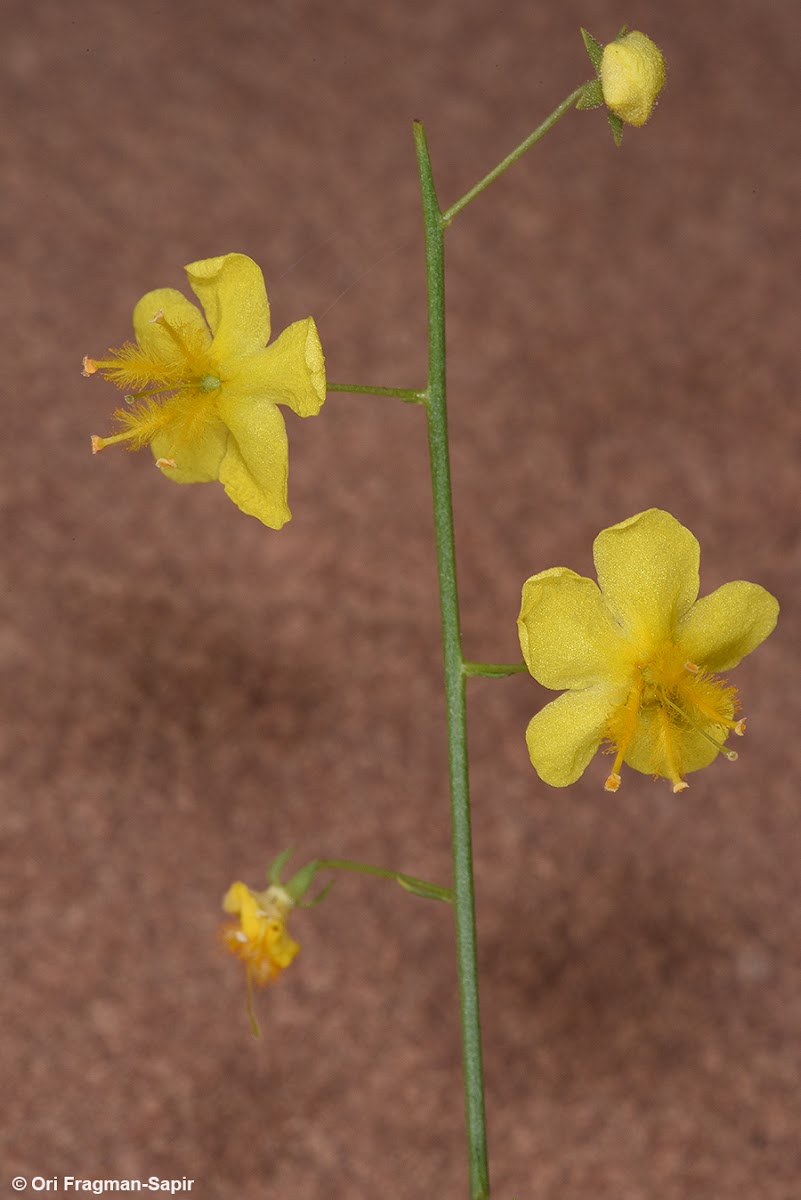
[3,0,799,1196]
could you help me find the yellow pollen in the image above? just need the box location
[155,457,177,470]
[734,718,747,736]
[90,435,104,454]
[684,660,700,673]
[82,356,98,376]
[604,772,621,793]
[672,781,690,794]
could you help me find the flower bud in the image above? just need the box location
[600,31,666,127]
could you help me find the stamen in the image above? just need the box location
[604,676,644,790]
[662,692,739,762]
[155,457,177,470]
[684,660,700,673]
[90,429,137,453]
[82,356,98,376]
[151,312,194,357]
[658,704,688,794]
[122,386,168,404]
[734,718,746,736]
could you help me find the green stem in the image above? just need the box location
[316,858,453,903]
[441,86,586,225]
[463,661,528,678]
[327,381,426,404]
[414,118,490,1200]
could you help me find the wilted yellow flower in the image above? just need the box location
[221,880,299,988]
[600,31,666,127]
[85,253,326,528]
[517,509,778,793]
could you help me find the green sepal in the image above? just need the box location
[580,28,604,73]
[614,24,630,41]
[267,846,295,886]
[284,859,322,903]
[575,79,604,110]
[607,110,624,146]
[296,880,335,909]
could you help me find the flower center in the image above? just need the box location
[604,641,744,793]
[85,313,222,464]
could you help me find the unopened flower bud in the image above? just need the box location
[600,31,666,127]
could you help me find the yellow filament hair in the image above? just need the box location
[677,669,739,730]
[111,388,220,451]
[655,702,685,788]
[605,676,643,773]
[94,341,189,391]
[93,323,216,392]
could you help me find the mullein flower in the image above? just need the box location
[517,509,778,794]
[84,253,326,528]
[221,880,299,988]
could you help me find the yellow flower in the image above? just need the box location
[221,880,299,988]
[517,509,778,793]
[85,253,326,528]
[600,31,666,127]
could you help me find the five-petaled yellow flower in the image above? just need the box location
[84,252,326,528]
[221,880,299,988]
[517,509,778,794]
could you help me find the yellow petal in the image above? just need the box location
[222,880,257,924]
[186,253,270,363]
[676,581,779,672]
[217,392,290,528]
[518,567,629,690]
[525,686,621,786]
[594,509,699,649]
[150,419,228,483]
[624,707,721,778]
[267,920,300,969]
[600,31,666,127]
[223,317,326,417]
[132,288,211,358]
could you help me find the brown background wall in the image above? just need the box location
[3,0,799,1196]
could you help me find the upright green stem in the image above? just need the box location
[414,119,490,1200]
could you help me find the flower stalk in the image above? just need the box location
[327,381,426,404]
[463,661,528,678]
[315,858,453,903]
[440,86,586,225]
